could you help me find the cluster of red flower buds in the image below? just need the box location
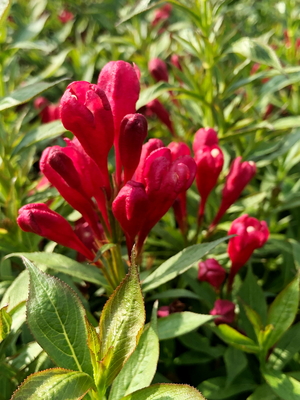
[18,61,197,261]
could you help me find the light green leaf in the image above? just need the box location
[158,312,213,341]
[98,261,145,388]
[24,257,93,376]
[263,369,300,400]
[7,252,106,286]
[262,275,299,352]
[10,342,43,370]
[0,306,12,342]
[136,82,172,109]
[268,322,300,371]
[109,302,159,399]
[120,383,206,400]
[13,121,66,155]
[117,0,161,26]
[0,78,67,111]
[0,270,29,311]
[11,368,95,400]
[12,14,48,44]
[0,0,12,27]
[213,325,260,353]
[229,37,282,70]
[142,237,230,292]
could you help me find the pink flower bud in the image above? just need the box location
[211,157,256,229]
[198,258,226,289]
[112,181,149,254]
[193,128,218,153]
[58,9,74,23]
[167,142,190,160]
[151,4,172,27]
[97,61,140,186]
[148,58,169,82]
[147,99,175,136]
[119,113,148,183]
[195,145,224,217]
[134,138,165,183]
[228,214,269,281]
[60,81,114,193]
[17,204,94,260]
[170,54,182,71]
[157,306,170,318]
[210,299,235,325]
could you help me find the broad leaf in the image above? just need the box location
[0,306,11,342]
[229,37,282,70]
[158,312,213,341]
[198,376,256,400]
[142,237,230,292]
[8,252,106,286]
[262,275,299,352]
[213,325,260,353]
[0,78,67,111]
[11,368,94,400]
[263,369,300,400]
[120,383,206,400]
[247,384,280,400]
[24,257,93,376]
[109,303,159,399]
[224,347,247,386]
[98,261,145,388]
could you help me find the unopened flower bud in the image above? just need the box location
[193,128,218,153]
[210,299,235,326]
[148,58,169,82]
[198,258,226,289]
[147,99,175,136]
[119,114,148,183]
[17,204,94,260]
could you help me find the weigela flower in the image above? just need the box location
[198,258,226,289]
[211,157,256,229]
[228,214,269,281]
[17,204,94,260]
[193,127,219,152]
[210,299,235,325]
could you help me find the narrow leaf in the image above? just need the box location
[24,257,93,376]
[142,237,231,292]
[158,312,213,341]
[263,369,300,400]
[213,325,260,353]
[11,368,94,400]
[0,306,12,342]
[98,261,145,388]
[120,383,206,400]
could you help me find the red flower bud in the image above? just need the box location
[198,258,226,289]
[17,204,94,260]
[167,142,190,160]
[112,181,149,254]
[119,114,148,183]
[147,99,175,136]
[148,58,169,82]
[60,81,114,193]
[74,218,102,262]
[157,306,170,318]
[58,9,74,23]
[211,157,256,229]
[134,138,165,183]
[228,215,269,283]
[195,145,224,217]
[34,97,60,123]
[97,61,140,186]
[170,54,182,71]
[151,4,172,27]
[193,128,218,153]
[210,299,235,325]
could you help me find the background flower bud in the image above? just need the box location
[148,58,169,82]
[198,258,226,289]
[193,128,219,153]
[146,99,175,136]
[210,299,235,326]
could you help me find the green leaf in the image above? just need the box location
[7,252,106,286]
[262,275,299,352]
[120,383,206,400]
[98,261,145,388]
[158,312,213,341]
[247,384,280,400]
[0,306,11,342]
[136,82,172,109]
[0,0,12,27]
[267,322,300,371]
[109,302,159,399]
[263,369,300,400]
[198,376,256,400]
[0,78,68,111]
[24,257,93,376]
[148,288,200,301]
[213,325,260,353]
[117,0,161,25]
[0,270,29,311]
[11,368,95,400]
[12,121,66,155]
[142,237,231,292]
[10,342,42,370]
[224,347,247,386]
[229,37,282,71]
